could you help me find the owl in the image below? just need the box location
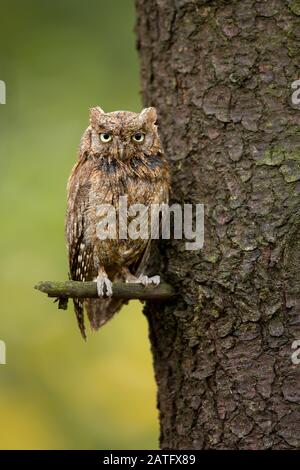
[65,107,170,338]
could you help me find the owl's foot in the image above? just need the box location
[139,275,160,286]
[123,268,160,287]
[127,274,160,287]
[95,274,113,297]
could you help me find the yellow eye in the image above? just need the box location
[132,132,145,143]
[100,133,112,143]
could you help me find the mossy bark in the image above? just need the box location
[136,0,300,450]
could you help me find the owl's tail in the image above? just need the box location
[73,298,87,340]
[85,297,125,331]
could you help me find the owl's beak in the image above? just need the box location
[118,143,125,160]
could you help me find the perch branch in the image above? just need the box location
[35,280,175,302]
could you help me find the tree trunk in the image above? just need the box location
[135,0,300,450]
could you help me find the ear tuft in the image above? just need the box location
[89,106,105,126]
[140,107,157,124]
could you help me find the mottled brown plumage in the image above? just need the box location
[65,107,170,338]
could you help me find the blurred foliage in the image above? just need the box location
[0,0,158,449]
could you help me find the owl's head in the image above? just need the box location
[81,106,161,160]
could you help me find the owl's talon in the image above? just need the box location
[150,275,161,286]
[95,275,113,297]
[138,274,160,287]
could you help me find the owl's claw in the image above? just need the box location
[138,274,161,287]
[95,275,113,297]
[123,268,160,287]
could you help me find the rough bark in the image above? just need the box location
[136,0,300,450]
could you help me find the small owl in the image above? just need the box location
[65,107,170,338]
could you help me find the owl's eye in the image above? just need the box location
[100,133,112,143]
[132,132,145,142]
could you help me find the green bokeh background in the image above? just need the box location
[0,0,158,449]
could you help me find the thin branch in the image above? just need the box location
[35,280,175,302]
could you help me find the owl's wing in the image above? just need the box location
[132,178,170,278]
[66,159,123,337]
[65,161,93,339]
